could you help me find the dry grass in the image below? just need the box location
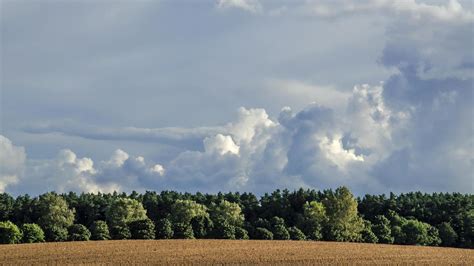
[0,240,473,265]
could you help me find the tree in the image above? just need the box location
[106,198,147,239]
[235,227,249,240]
[90,220,110,240]
[0,221,22,244]
[36,193,75,241]
[210,200,245,227]
[210,200,244,239]
[361,220,378,243]
[171,200,209,225]
[171,200,208,239]
[270,217,290,240]
[302,201,327,240]
[254,227,273,240]
[68,224,91,241]
[323,187,364,242]
[0,193,14,221]
[129,218,155,239]
[156,218,173,239]
[288,226,306,240]
[438,222,457,247]
[106,198,147,228]
[372,215,393,244]
[401,219,439,246]
[21,223,45,243]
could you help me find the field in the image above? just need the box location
[1,240,473,265]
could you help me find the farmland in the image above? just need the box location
[1,240,473,265]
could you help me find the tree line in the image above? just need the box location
[0,187,472,248]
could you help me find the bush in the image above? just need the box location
[212,221,236,239]
[90,220,110,240]
[21,223,45,243]
[288,227,306,240]
[156,218,174,239]
[401,220,437,246]
[254,227,273,240]
[129,218,155,240]
[438,222,458,247]
[68,224,91,241]
[110,223,131,240]
[45,225,68,242]
[273,225,290,240]
[0,221,22,244]
[174,222,194,239]
[235,227,249,240]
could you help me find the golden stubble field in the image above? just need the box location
[0,240,473,265]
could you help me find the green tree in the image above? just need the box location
[288,226,306,240]
[21,223,45,243]
[129,218,155,239]
[170,200,208,239]
[323,187,364,242]
[361,220,378,243]
[156,218,174,239]
[438,222,458,247]
[68,224,91,241]
[302,201,327,240]
[89,220,110,240]
[106,198,147,228]
[372,215,393,244]
[36,193,75,241]
[211,200,244,227]
[270,217,290,240]
[401,219,440,246]
[210,200,244,239]
[0,221,22,244]
[0,193,14,221]
[110,223,131,240]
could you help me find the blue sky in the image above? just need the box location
[1,0,473,195]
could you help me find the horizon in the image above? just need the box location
[1,0,473,196]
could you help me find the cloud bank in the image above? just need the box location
[1,0,472,195]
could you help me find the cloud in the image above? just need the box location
[0,136,26,192]
[204,134,240,155]
[23,122,224,151]
[216,0,262,13]
[274,0,474,23]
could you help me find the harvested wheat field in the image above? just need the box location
[0,240,473,265]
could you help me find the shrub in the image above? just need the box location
[68,224,91,241]
[21,223,45,243]
[235,227,249,240]
[273,225,290,240]
[110,223,131,240]
[90,220,110,240]
[0,221,22,244]
[288,227,306,240]
[129,218,155,240]
[156,218,174,239]
[45,225,69,242]
[174,222,194,239]
[254,227,273,240]
[212,221,236,239]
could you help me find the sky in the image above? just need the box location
[0,0,473,196]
